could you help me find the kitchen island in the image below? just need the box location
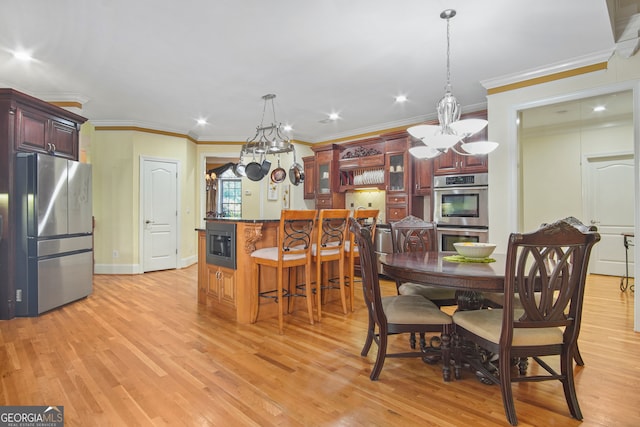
[197,218,282,324]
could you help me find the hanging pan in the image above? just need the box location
[245,151,265,181]
[289,148,305,186]
[270,155,287,184]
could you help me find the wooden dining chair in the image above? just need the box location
[390,215,458,352]
[251,209,316,334]
[452,218,600,425]
[349,218,453,382]
[312,209,350,320]
[390,216,458,307]
[344,209,378,312]
[482,216,595,366]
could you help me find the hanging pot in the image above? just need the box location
[234,161,246,177]
[270,156,287,184]
[261,158,271,176]
[289,148,305,186]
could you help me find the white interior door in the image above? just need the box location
[584,154,634,276]
[143,159,178,272]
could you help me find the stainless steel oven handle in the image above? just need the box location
[438,227,488,233]
[433,186,488,191]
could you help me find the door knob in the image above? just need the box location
[145,220,154,224]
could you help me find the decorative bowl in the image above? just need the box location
[453,242,496,259]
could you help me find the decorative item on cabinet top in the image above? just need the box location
[339,145,385,170]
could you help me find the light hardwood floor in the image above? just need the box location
[0,266,637,426]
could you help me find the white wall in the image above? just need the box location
[520,113,633,231]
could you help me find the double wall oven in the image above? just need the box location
[433,173,488,251]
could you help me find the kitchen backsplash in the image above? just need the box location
[345,190,386,223]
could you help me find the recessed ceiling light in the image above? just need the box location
[13,50,33,61]
[282,124,292,132]
[196,118,208,125]
[395,95,407,103]
[593,105,606,112]
[329,112,340,121]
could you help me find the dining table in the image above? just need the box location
[380,251,506,294]
[380,250,507,381]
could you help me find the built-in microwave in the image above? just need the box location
[206,221,237,269]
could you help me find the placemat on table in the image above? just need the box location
[443,255,496,263]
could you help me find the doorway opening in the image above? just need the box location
[518,90,634,277]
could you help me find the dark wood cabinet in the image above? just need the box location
[311,144,345,209]
[433,111,489,176]
[15,104,79,160]
[413,158,433,195]
[0,88,86,319]
[433,149,488,175]
[302,155,315,200]
[382,134,411,222]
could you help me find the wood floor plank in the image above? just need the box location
[0,265,637,426]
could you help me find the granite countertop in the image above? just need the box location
[203,217,280,223]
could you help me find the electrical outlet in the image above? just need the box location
[16,289,22,302]
[112,250,119,258]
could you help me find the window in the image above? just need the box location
[217,169,242,218]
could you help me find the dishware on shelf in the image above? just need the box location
[453,242,496,259]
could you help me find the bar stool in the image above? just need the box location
[312,209,350,320]
[344,209,379,312]
[251,209,316,334]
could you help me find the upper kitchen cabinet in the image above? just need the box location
[302,155,315,200]
[338,139,385,191]
[312,144,345,209]
[413,156,433,196]
[382,133,412,222]
[7,91,86,160]
[433,111,489,176]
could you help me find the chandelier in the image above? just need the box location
[407,9,498,159]
[241,94,294,157]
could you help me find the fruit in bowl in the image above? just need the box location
[453,242,496,259]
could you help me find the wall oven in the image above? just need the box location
[433,173,489,251]
[433,173,488,227]
[438,227,488,252]
[205,221,237,269]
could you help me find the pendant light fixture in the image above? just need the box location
[407,9,498,159]
[242,94,294,156]
[236,93,297,179]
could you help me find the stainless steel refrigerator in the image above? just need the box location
[14,152,93,316]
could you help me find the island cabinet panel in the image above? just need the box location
[205,265,236,306]
[198,221,285,324]
[198,220,339,324]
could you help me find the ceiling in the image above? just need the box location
[520,90,634,133]
[0,0,633,144]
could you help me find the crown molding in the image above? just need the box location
[481,49,615,92]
